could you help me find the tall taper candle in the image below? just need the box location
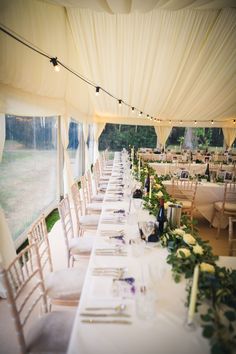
[138,157,141,180]
[187,264,199,325]
[149,179,152,199]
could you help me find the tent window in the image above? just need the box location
[0,115,58,247]
[67,119,84,179]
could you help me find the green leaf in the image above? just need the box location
[211,342,230,354]
[203,325,214,338]
[224,311,236,322]
[201,314,212,322]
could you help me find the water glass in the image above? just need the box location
[135,289,156,320]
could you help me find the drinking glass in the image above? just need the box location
[141,221,155,241]
[135,287,156,320]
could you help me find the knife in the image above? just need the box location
[81,319,132,324]
[80,312,130,318]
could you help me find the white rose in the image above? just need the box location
[164,201,172,209]
[200,262,215,273]
[183,233,196,245]
[173,228,186,237]
[156,191,163,198]
[193,244,204,255]
[176,248,191,258]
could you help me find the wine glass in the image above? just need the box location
[133,198,143,213]
[141,221,155,241]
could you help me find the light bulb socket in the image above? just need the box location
[50,57,60,71]
[118,99,122,105]
[131,107,135,112]
[95,86,100,95]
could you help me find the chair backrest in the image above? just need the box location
[171,179,198,205]
[71,183,85,235]
[86,171,94,199]
[28,215,53,276]
[0,244,47,353]
[81,175,91,205]
[93,160,101,192]
[58,196,75,265]
[229,216,236,256]
[223,182,236,210]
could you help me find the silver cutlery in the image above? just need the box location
[95,251,127,256]
[85,304,126,312]
[80,312,130,318]
[81,319,132,325]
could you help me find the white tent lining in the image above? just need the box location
[0,0,236,127]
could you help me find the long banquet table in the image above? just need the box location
[67,152,215,354]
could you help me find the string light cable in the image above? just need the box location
[0,24,235,126]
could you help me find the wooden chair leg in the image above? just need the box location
[216,212,222,239]
[210,209,216,227]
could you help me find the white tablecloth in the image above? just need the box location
[67,154,211,354]
[150,163,234,176]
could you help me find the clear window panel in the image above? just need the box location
[0,115,58,246]
[67,120,85,179]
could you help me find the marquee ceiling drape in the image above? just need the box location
[0,0,235,127]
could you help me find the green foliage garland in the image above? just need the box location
[136,159,236,354]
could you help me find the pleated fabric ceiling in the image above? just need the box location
[0,0,236,127]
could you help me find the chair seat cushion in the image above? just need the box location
[45,265,87,300]
[214,201,236,212]
[69,235,94,254]
[86,203,102,213]
[91,194,104,202]
[27,310,75,353]
[80,214,100,225]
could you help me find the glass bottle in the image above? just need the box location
[205,163,210,182]
[157,198,166,236]
[144,173,150,194]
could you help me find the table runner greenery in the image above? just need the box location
[134,161,236,354]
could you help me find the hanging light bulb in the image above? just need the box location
[147,114,149,119]
[169,120,171,124]
[95,87,100,96]
[131,107,135,113]
[194,120,197,125]
[233,119,236,125]
[157,119,160,123]
[139,111,143,116]
[180,120,183,124]
[118,99,122,106]
[211,120,214,125]
[50,57,60,72]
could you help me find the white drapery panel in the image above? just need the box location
[222,128,236,148]
[50,0,236,13]
[0,114,5,162]
[93,122,106,161]
[67,7,236,126]
[0,208,16,298]
[0,0,235,127]
[0,208,16,267]
[61,116,75,195]
[82,123,90,171]
[154,126,172,148]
